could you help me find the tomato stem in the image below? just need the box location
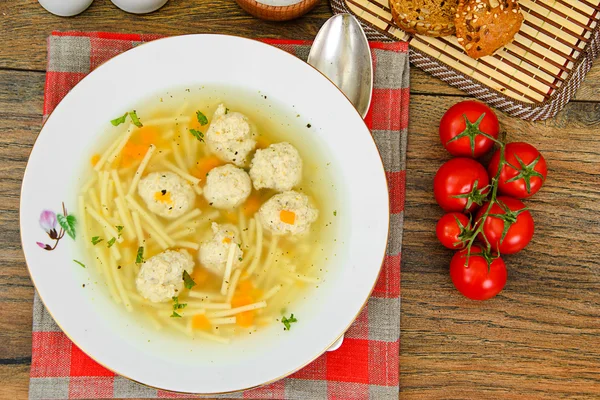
[462,140,507,266]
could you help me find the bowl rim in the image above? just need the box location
[19,33,390,395]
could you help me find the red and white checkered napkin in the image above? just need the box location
[30,32,409,400]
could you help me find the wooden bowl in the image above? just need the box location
[235,0,320,21]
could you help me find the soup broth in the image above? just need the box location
[78,86,338,343]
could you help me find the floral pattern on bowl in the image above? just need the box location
[36,202,77,251]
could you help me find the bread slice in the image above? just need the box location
[455,0,524,58]
[390,0,458,37]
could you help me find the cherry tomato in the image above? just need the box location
[450,246,507,301]
[439,101,499,158]
[488,142,547,199]
[433,158,490,213]
[475,196,534,254]
[436,212,471,249]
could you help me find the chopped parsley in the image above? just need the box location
[238,257,243,262]
[170,311,182,318]
[182,270,196,290]
[333,210,337,216]
[107,237,117,248]
[282,314,297,331]
[190,128,205,142]
[196,110,208,126]
[135,246,144,264]
[129,110,143,127]
[73,259,85,268]
[110,112,128,126]
[172,296,187,311]
[225,108,230,114]
[91,236,103,245]
[111,111,142,127]
[116,225,124,238]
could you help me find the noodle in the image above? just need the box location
[99,170,110,215]
[174,241,200,250]
[94,133,122,171]
[160,159,201,185]
[108,256,133,312]
[125,195,174,247]
[131,211,145,247]
[244,218,263,277]
[145,116,191,126]
[255,236,279,287]
[78,196,91,249]
[247,218,256,246]
[188,291,227,302]
[165,208,202,233]
[127,144,156,195]
[110,170,125,199]
[114,197,136,242]
[171,227,196,240]
[208,317,236,325]
[105,123,135,169]
[81,175,97,194]
[220,242,237,295]
[206,301,267,318]
[262,284,282,301]
[239,208,248,248]
[86,206,124,244]
[226,269,242,304]
[171,140,187,171]
[95,247,121,303]
[141,220,170,250]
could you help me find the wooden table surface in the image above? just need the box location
[1,0,600,399]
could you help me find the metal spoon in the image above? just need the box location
[308,13,373,118]
[308,14,372,352]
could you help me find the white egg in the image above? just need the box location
[110,0,169,14]
[38,0,93,16]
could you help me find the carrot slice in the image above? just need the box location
[236,311,255,327]
[192,314,211,331]
[236,281,254,295]
[191,267,210,286]
[232,294,253,308]
[119,126,162,167]
[153,191,173,204]
[280,210,296,225]
[90,154,101,166]
[192,156,224,181]
[243,194,262,217]
[256,136,271,149]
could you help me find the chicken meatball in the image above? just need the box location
[199,222,243,276]
[205,104,256,167]
[135,250,195,303]
[249,142,302,192]
[138,172,195,219]
[258,191,318,236]
[203,164,252,210]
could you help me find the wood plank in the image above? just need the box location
[0,365,30,400]
[1,0,600,101]
[401,94,600,398]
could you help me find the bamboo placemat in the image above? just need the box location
[331,0,600,120]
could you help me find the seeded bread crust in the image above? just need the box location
[390,0,458,37]
[455,0,524,58]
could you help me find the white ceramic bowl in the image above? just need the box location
[20,35,389,394]
[110,0,169,14]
